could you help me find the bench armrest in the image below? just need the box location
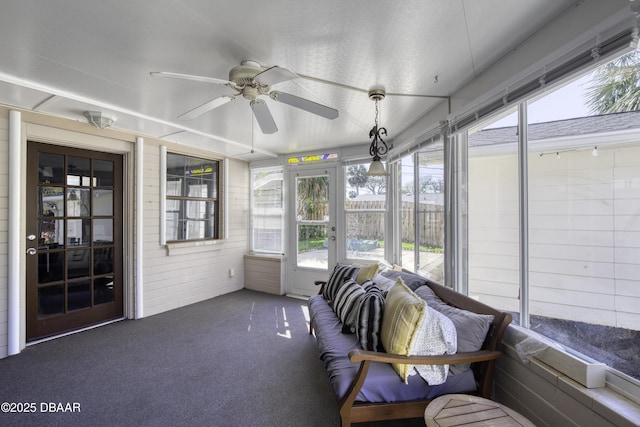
[348,349,502,365]
[314,280,327,295]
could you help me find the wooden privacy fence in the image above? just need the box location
[345,200,444,248]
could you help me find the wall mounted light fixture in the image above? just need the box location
[84,111,116,129]
[366,89,389,176]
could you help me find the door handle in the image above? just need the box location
[26,248,37,255]
[330,236,336,241]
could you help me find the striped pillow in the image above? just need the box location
[355,285,386,351]
[323,263,360,303]
[333,278,366,332]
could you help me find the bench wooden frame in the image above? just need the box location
[310,279,512,427]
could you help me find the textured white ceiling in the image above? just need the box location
[0,0,581,160]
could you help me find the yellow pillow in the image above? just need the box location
[355,263,379,284]
[380,278,427,382]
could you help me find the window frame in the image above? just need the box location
[249,166,285,254]
[164,152,221,243]
[453,79,640,400]
[343,161,388,263]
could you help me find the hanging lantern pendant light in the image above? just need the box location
[366,89,390,176]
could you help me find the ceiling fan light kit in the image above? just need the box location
[151,60,338,135]
[366,89,390,176]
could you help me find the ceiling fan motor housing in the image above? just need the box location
[229,63,267,87]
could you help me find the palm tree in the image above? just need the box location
[347,165,368,197]
[586,50,640,114]
[296,176,328,221]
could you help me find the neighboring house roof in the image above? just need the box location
[469,110,640,147]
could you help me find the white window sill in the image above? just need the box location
[503,325,640,425]
[164,239,225,255]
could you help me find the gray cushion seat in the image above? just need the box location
[308,294,476,403]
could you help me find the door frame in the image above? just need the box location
[286,165,338,296]
[8,118,136,352]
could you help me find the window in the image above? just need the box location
[463,52,640,384]
[344,162,386,262]
[399,149,445,282]
[165,153,220,242]
[467,105,521,317]
[251,167,284,253]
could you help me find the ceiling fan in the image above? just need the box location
[150,60,339,134]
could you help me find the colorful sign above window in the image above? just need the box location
[287,153,338,164]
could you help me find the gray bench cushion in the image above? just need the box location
[309,294,476,403]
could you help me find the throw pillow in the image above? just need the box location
[414,285,494,375]
[380,278,427,383]
[380,269,428,291]
[411,306,457,385]
[371,273,396,294]
[355,285,386,351]
[323,263,360,303]
[333,278,366,333]
[355,263,379,285]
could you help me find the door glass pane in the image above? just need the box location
[94,159,114,187]
[38,285,64,316]
[68,280,91,311]
[38,251,64,283]
[94,276,114,305]
[93,189,113,215]
[39,219,63,248]
[68,249,90,279]
[296,175,330,269]
[38,153,64,185]
[67,188,90,216]
[297,224,328,269]
[67,219,90,246]
[296,176,329,221]
[93,219,113,244]
[94,247,113,272]
[39,187,64,217]
[67,156,90,186]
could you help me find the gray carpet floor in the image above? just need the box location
[0,290,347,427]
[0,290,428,427]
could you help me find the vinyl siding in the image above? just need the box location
[141,143,249,318]
[469,146,640,329]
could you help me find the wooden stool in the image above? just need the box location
[425,394,536,427]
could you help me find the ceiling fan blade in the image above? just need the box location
[178,95,236,120]
[250,99,278,134]
[150,71,232,86]
[254,66,298,86]
[271,91,339,120]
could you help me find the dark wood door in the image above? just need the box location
[26,142,123,341]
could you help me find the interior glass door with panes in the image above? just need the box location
[26,142,123,341]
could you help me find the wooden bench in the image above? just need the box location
[311,278,513,427]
